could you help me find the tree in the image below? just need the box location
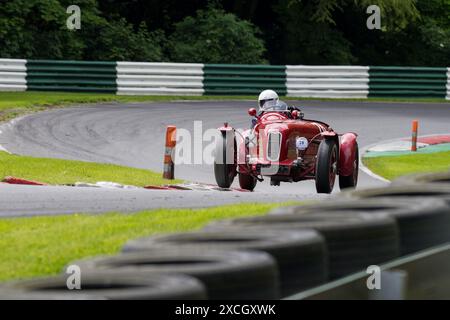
[167,7,267,64]
[84,19,165,61]
[0,0,165,61]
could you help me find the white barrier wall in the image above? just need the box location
[286,66,369,98]
[447,68,450,100]
[0,59,27,91]
[116,62,204,95]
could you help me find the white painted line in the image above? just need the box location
[0,145,10,153]
[0,129,11,154]
[359,143,391,183]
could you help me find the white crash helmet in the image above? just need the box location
[258,89,279,108]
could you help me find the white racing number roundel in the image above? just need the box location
[296,137,308,151]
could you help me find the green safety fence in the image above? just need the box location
[203,64,287,95]
[26,60,117,93]
[369,66,448,98]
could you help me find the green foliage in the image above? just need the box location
[168,7,266,64]
[0,0,164,61]
[84,20,165,61]
[296,0,419,28]
[274,0,356,64]
[0,0,449,65]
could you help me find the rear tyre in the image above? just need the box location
[123,229,327,297]
[204,212,400,280]
[315,139,338,194]
[0,272,207,300]
[238,173,257,191]
[73,248,280,300]
[392,171,450,186]
[339,143,359,190]
[214,131,236,188]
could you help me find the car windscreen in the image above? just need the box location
[260,100,288,112]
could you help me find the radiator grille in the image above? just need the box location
[267,131,281,161]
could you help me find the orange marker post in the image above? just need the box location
[411,120,419,152]
[163,126,177,180]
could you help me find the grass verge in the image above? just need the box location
[363,151,450,180]
[0,202,287,282]
[1,91,448,122]
[0,151,180,186]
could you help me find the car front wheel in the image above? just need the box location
[315,139,338,194]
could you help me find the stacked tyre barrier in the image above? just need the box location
[116,62,204,96]
[203,64,287,96]
[0,170,449,300]
[2,58,449,99]
[369,66,448,98]
[447,67,450,100]
[0,59,27,91]
[286,66,369,98]
[26,60,117,93]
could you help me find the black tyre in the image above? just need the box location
[345,185,450,254]
[71,248,279,300]
[205,212,399,280]
[123,229,327,297]
[268,197,450,256]
[214,131,236,188]
[315,139,338,194]
[0,272,207,300]
[346,184,450,204]
[339,143,359,190]
[392,171,450,187]
[238,173,257,191]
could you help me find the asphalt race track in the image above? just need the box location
[0,100,449,217]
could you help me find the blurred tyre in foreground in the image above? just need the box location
[269,197,450,255]
[0,272,206,300]
[70,248,280,300]
[392,171,450,187]
[346,184,450,205]
[204,212,399,280]
[123,229,327,297]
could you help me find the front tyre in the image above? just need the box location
[315,139,338,194]
[339,143,359,190]
[214,131,236,188]
[238,173,257,191]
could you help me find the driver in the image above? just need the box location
[258,89,279,111]
[251,90,301,128]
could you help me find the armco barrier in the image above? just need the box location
[0,59,27,91]
[369,66,448,98]
[447,67,450,100]
[286,66,369,98]
[204,64,286,95]
[117,62,204,95]
[26,60,117,93]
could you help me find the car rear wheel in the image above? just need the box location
[214,131,236,188]
[238,173,257,191]
[339,143,359,190]
[315,139,338,194]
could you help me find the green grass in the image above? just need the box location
[363,151,450,180]
[1,91,448,122]
[0,203,286,282]
[0,151,180,186]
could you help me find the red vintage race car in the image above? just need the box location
[213,101,359,193]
